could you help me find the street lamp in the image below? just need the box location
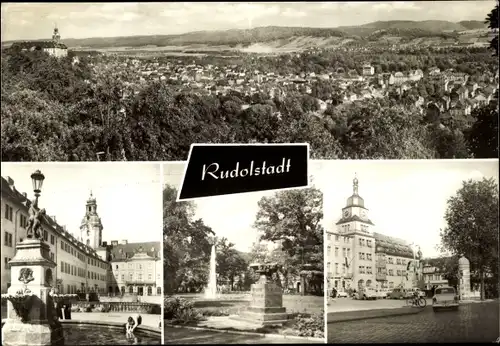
[30,170,45,199]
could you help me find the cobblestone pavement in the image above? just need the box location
[164,327,322,344]
[328,301,499,343]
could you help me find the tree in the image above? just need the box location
[440,178,499,300]
[466,101,499,158]
[485,4,499,57]
[163,185,215,294]
[215,237,248,290]
[254,186,324,270]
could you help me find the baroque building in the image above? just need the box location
[326,176,422,293]
[1,175,162,299]
[10,26,68,58]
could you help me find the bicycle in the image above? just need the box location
[406,295,427,308]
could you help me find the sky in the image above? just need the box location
[1,163,163,244]
[1,1,494,41]
[314,159,499,259]
[164,162,288,253]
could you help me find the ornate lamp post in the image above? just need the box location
[26,170,46,241]
[31,170,45,201]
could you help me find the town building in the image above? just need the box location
[10,26,68,58]
[1,175,162,298]
[326,176,421,293]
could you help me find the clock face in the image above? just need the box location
[343,210,350,217]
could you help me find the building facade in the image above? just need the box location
[1,175,162,298]
[326,176,421,292]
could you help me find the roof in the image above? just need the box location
[336,214,374,226]
[373,232,414,258]
[106,241,161,262]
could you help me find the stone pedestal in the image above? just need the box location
[234,274,288,326]
[2,239,64,346]
[458,256,471,300]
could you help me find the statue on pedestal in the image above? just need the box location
[26,199,46,240]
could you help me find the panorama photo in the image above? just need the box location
[1,1,498,161]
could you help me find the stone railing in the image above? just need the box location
[72,301,161,314]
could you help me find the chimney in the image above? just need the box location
[121,240,128,245]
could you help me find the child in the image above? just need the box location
[125,313,142,334]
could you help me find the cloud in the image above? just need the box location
[282,8,307,18]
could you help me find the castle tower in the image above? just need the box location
[80,192,103,249]
[52,25,61,42]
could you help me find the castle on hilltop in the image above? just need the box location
[10,26,68,58]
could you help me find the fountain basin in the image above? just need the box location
[1,320,161,345]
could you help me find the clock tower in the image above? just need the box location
[80,192,103,249]
[336,175,374,235]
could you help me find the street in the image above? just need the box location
[328,301,499,343]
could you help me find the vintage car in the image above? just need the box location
[388,288,411,300]
[432,286,459,311]
[376,288,388,299]
[358,287,378,300]
[336,291,349,298]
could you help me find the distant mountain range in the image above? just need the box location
[2,20,489,50]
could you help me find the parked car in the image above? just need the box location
[407,287,426,298]
[388,288,411,300]
[359,287,378,300]
[376,289,388,299]
[432,286,459,311]
[337,291,349,298]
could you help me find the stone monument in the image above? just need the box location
[458,256,471,300]
[2,237,64,346]
[234,263,288,326]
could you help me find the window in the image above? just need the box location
[61,241,64,249]
[4,257,11,269]
[396,258,401,265]
[129,273,133,280]
[342,248,346,257]
[342,264,346,273]
[367,266,372,274]
[388,257,393,264]
[43,230,48,241]
[335,263,339,274]
[121,274,125,280]
[367,240,372,247]
[20,214,27,228]
[367,254,372,261]
[50,235,55,245]
[397,270,401,276]
[335,247,339,257]
[388,269,394,276]
[327,246,331,254]
[4,232,13,247]
[116,265,119,270]
[4,204,13,221]
[344,237,349,243]
[335,235,340,241]
[327,262,331,271]
[359,266,365,274]
[359,252,364,260]
[148,274,152,280]
[157,287,161,295]
[359,238,363,246]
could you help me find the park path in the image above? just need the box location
[164,326,323,344]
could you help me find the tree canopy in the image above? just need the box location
[439,177,499,299]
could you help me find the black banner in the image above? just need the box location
[177,144,309,201]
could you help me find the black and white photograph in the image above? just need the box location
[320,159,499,343]
[1,163,163,345]
[163,162,324,344]
[1,1,498,161]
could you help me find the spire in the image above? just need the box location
[353,173,359,195]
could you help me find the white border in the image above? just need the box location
[159,163,165,344]
[175,143,311,202]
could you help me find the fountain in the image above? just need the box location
[204,240,217,299]
[232,263,288,326]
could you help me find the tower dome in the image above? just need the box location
[346,174,365,208]
[458,256,470,266]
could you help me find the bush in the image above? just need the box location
[292,311,324,338]
[200,309,230,317]
[164,296,203,324]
